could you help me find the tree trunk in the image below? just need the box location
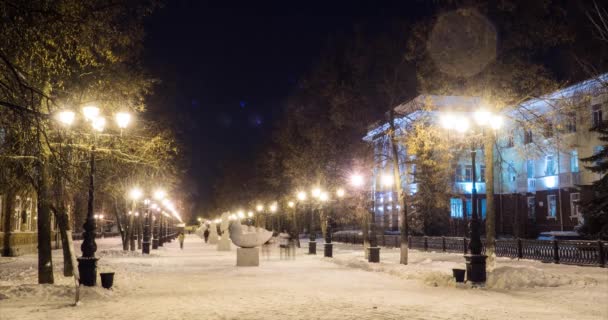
[113,198,128,251]
[361,198,370,258]
[484,132,496,269]
[388,108,408,265]
[37,156,54,284]
[2,189,15,256]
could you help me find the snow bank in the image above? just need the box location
[328,246,604,291]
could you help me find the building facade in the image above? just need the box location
[364,75,608,238]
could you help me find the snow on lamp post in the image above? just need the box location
[440,110,502,284]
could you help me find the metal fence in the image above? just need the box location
[332,233,607,268]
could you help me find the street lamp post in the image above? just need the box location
[152,206,159,250]
[128,188,142,251]
[440,110,502,284]
[75,105,131,286]
[142,199,151,254]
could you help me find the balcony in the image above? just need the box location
[454,181,486,194]
[515,177,536,193]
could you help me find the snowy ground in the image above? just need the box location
[0,235,607,320]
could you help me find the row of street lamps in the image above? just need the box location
[202,108,503,284]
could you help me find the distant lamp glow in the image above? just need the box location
[92,116,106,132]
[311,188,321,198]
[256,204,264,212]
[144,199,151,205]
[455,117,469,133]
[474,110,491,125]
[288,201,295,208]
[153,189,166,200]
[350,174,364,188]
[381,174,394,187]
[490,115,503,130]
[197,217,202,222]
[82,105,100,121]
[57,110,75,126]
[134,212,140,217]
[129,187,143,200]
[319,192,329,202]
[115,112,132,129]
[440,114,455,130]
[269,203,277,213]
[237,211,245,219]
[247,211,254,218]
[297,191,307,201]
[336,188,345,198]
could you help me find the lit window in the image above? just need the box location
[547,195,557,217]
[526,159,535,179]
[545,155,556,176]
[570,193,581,218]
[464,165,473,182]
[570,150,579,173]
[479,165,486,182]
[450,198,463,219]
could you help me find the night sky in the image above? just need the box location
[142,1,433,214]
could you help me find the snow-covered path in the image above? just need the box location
[1,235,607,320]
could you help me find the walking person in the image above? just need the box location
[203,228,210,243]
[178,232,185,250]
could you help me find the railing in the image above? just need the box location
[333,233,607,268]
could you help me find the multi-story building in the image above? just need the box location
[364,74,607,238]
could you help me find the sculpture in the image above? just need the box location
[208,221,219,244]
[229,222,273,248]
[217,212,231,251]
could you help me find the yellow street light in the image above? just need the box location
[247,211,254,218]
[311,188,321,198]
[153,189,166,201]
[288,201,295,208]
[319,192,329,202]
[269,203,277,213]
[115,112,132,129]
[350,174,364,188]
[82,105,100,121]
[92,116,106,132]
[381,174,394,187]
[336,188,345,198]
[57,110,75,126]
[297,191,307,201]
[256,204,264,212]
[129,187,143,200]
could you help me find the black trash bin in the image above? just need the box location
[100,272,115,289]
[452,268,466,283]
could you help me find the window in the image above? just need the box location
[504,135,514,148]
[570,150,579,173]
[570,193,581,218]
[508,161,517,182]
[527,197,536,220]
[547,194,557,218]
[543,122,553,138]
[479,165,486,182]
[464,165,473,182]
[594,146,605,166]
[466,198,472,218]
[524,129,533,144]
[526,159,535,179]
[565,112,577,133]
[464,198,485,219]
[450,198,463,219]
[545,155,556,176]
[592,104,603,128]
[480,198,487,219]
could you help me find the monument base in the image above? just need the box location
[237,247,259,267]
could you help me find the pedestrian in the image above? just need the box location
[178,232,185,250]
[203,228,210,243]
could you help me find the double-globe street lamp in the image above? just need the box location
[57,105,131,286]
[440,109,502,284]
